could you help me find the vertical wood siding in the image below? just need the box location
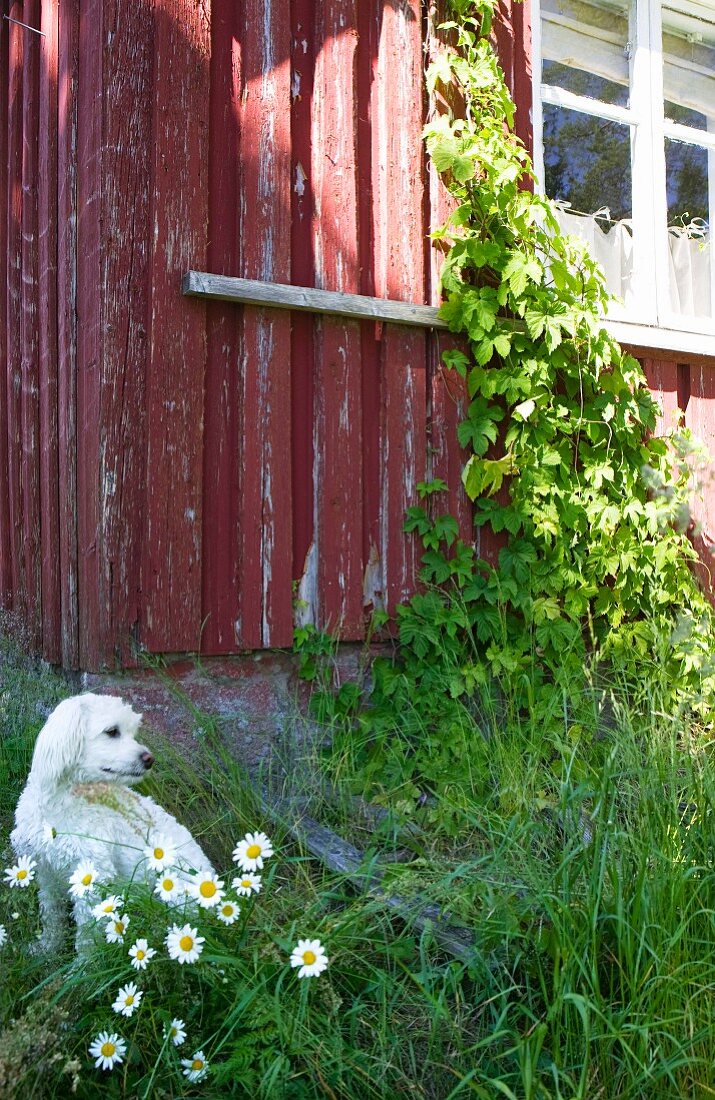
[1,0,714,668]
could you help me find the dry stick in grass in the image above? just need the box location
[267,798,476,965]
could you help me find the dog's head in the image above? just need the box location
[30,694,154,787]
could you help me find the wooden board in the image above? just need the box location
[6,6,24,618]
[38,0,61,663]
[100,0,153,663]
[141,0,210,653]
[235,0,293,650]
[0,1,13,608]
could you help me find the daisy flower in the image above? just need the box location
[4,856,37,888]
[69,862,101,898]
[128,938,156,970]
[105,913,130,944]
[165,1017,187,1046]
[165,923,205,965]
[189,871,225,909]
[182,1049,209,1083]
[232,871,262,897]
[88,1030,127,1071]
[154,871,183,903]
[92,894,123,921]
[143,836,177,872]
[42,822,57,844]
[290,938,329,978]
[112,981,142,1017]
[232,831,274,871]
[0,925,7,947]
[216,898,240,925]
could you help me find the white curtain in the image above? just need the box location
[552,204,711,319]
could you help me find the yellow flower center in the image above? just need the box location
[192,1059,204,1071]
[303,950,316,965]
[81,873,93,885]
[242,879,251,888]
[102,903,113,912]
[179,935,194,952]
[153,847,164,859]
[170,1027,178,1037]
[125,995,134,1005]
[17,870,27,880]
[246,844,261,859]
[100,1041,116,1057]
[199,881,217,898]
[222,905,233,916]
[162,879,174,891]
[136,950,145,960]
[115,922,125,934]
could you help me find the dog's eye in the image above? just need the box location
[105,726,120,738]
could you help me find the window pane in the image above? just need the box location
[543,104,632,222]
[544,104,633,303]
[542,0,630,106]
[662,3,715,132]
[665,137,712,318]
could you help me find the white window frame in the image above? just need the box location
[531,0,715,356]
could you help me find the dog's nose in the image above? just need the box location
[140,751,154,769]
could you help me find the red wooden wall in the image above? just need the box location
[1,0,713,670]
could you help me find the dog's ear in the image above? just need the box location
[30,697,87,785]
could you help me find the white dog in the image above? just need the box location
[11,693,212,951]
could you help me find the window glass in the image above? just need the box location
[543,105,632,223]
[665,137,712,318]
[541,0,630,103]
[662,4,715,132]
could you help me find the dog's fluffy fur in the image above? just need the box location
[11,693,212,951]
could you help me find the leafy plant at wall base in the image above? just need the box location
[307,0,715,825]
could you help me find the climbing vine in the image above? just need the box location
[301,0,715,825]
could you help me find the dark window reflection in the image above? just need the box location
[665,139,709,226]
[543,103,632,224]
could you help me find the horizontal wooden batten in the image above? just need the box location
[182,271,450,330]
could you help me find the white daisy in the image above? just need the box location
[232,831,274,871]
[42,822,57,845]
[143,836,177,872]
[189,871,225,909]
[112,981,143,1017]
[216,898,240,925]
[0,925,7,947]
[232,872,262,897]
[128,938,156,970]
[3,856,37,888]
[165,1017,187,1047]
[181,1049,209,1082]
[165,923,205,965]
[105,913,130,944]
[88,1030,127,1071]
[92,894,123,921]
[154,872,183,903]
[69,862,101,898]
[289,938,329,978]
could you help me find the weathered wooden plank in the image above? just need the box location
[494,0,533,154]
[20,0,42,650]
[374,0,428,613]
[56,0,80,668]
[426,2,473,547]
[142,0,210,654]
[310,0,364,639]
[76,0,104,667]
[38,0,61,663]
[684,360,715,542]
[183,271,449,330]
[235,0,293,649]
[99,0,153,665]
[641,358,681,437]
[0,0,13,608]
[6,6,24,615]
[290,0,316,609]
[200,0,242,654]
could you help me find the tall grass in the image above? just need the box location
[1,632,715,1096]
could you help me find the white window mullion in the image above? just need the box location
[645,0,671,324]
[531,0,545,191]
[629,0,662,323]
